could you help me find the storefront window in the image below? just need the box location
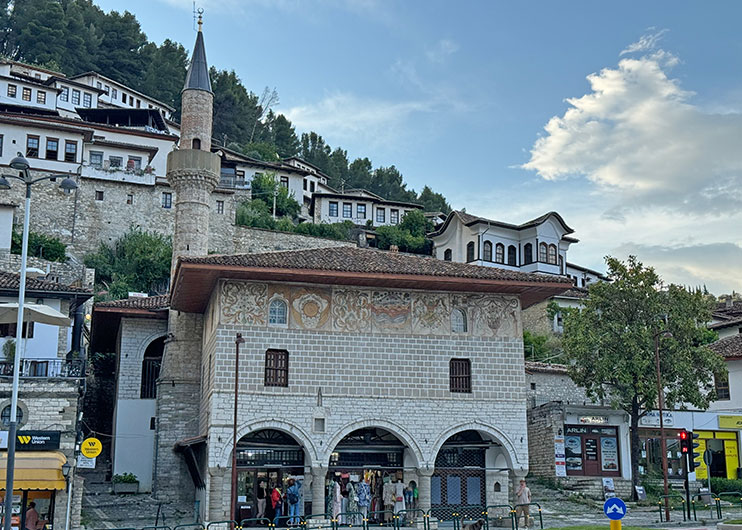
[564,425,620,477]
[638,429,685,478]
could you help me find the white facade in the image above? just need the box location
[565,263,605,288]
[0,296,67,360]
[70,72,174,120]
[312,189,423,227]
[431,210,576,277]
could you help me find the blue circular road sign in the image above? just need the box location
[603,498,627,520]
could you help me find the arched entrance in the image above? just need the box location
[235,429,306,523]
[431,430,510,518]
[140,336,164,399]
[327,428,409,523]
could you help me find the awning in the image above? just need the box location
[0,451,67,490]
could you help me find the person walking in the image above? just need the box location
[271,486,284,527]
[286,477,302,526]
[256,480,268,522]
[515,479,532,529]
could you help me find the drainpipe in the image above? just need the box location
[480,222,492,263]
[71,302,85,356]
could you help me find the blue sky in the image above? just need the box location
[96,0,742,294]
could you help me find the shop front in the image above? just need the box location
[563,425,621,477]
[0,451,67,529]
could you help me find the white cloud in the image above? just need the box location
[522,50,742,215]
[426,39,459,64]
[284,92,434,149]
[620,28,668,56]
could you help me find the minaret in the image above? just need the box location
[154,15,219,507]
[167,12,220,265]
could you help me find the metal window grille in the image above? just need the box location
[265,349,289,387]
[432,447,487,519]
[141,357,161,399]
[449,358,471,393]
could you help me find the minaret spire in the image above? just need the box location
[184,9,212,93]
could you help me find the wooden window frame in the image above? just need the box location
[495,243,504,264]
[342,202,352,218]
[507,245,517,266]
[548,244,558,265]
[71,89,80,105]
[539,242,548,263]
[483,241,492,262]
[64,140,78,163]
[36,90,46,104]
[328,201,338,217]
[449,358,472,393]
[89,151,104,168]
[162,192,173,209]
[376,208,386,223]
[444,249,452,261]
[357,203,366,219]
[26,135,40,158]
[216,200,224,214]
[0,322,34,338]
[21,87,31,101]
[7,84,16,98]
[45,138,58,161]
[264,349,289,387]
[466,241,475,262]
[715,374,731,401]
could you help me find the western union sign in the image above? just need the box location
[719,416,742,429]
[14,431,61,451]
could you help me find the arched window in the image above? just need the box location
[483,241,493,261]
[495,243,504,264]
[548,244,557,265]
[466,242,475,262]
[269,299,287,325]
[141,336,165,399]
[451,309,467,333]
[444,249,452,261]
[507,245,517,266]
[524,243,533,265]
[192,138,201,150]
[539,242,548,263]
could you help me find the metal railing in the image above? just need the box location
[657,494,686,522]
[0,358,85,378]
[512,503,542,530]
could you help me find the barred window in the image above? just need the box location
[449,358,471,393]
[715,374,730,401]
[265,349,289,387]
[269,299,287,326]
[495,243,504,264]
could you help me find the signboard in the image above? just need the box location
[602,477,616,499]
[15,431,60,451]
[580,416,608,425]
[554,435,567,477]
[639,411,674,427]
[0,431,7,450]
[601,437,619,472]
[634,486,646,501]
[76,454,96,469]
[603,498,626,520]
[81,437,102,458]
[719,415,742,429]
[565,435,583,471]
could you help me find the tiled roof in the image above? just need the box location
[710,316,742,330]
[0,271,90,294]
[525,361,569,374]
[714,301,742,320]
[557,287,589,299]
[179,247,572,284]
[96,294,169,311]
[432,210,575,236]
[710,334,742,359]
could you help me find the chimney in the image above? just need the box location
[726,299,734,309]
[389,245,399,252]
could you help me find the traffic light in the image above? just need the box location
[690,432,701,471]
[678,430,690,454]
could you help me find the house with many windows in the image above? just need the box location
[311,188,423,227]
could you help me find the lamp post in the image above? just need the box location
[654,328,673,522]
[231,333,245,528]
[0,154,77,530]
[61,461,72,530]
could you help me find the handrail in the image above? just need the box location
[485,504,515,530]
[657,494,686,522]
[172,525,206,530]
[512,503,542,530]
[303,513,336,530]
[714,491,742,520]
[142,526,172,530]
[367,510,396,528]
[239,518,272,528]
[394,509,427,530]
[205,521,237,530]
[335,511,365,528]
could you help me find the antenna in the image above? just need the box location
[192,1,196,30]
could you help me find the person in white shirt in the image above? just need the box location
[515,479,531,528]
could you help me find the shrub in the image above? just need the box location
[11,230,67,262]
[112,472,138,484]
[711,477,742,494]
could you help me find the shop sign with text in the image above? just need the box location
[15,431,61,451]
[639,411,674,427]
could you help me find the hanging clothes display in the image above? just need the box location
[394,481,406,513]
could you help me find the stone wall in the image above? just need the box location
[117,318,168,400]
[526,402,562,477]
[526,370,592,408]
[521,300,553,336]
[232,226,355,254]
[0,250,95,288]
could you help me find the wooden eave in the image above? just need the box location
[170,261,573,313]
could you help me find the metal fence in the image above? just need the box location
[0,358,85,378]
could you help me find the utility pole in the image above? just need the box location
[654,329,673,521]
[272,188,277,219]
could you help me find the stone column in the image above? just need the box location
[416,467,434,512]
[312,465,328,516]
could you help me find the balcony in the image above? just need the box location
[218,174,249,189]
[0,358,86,378]
[83,165,157,185]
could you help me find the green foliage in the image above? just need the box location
[112,472,138,484]
[249,173,301,218]
[375,225,430,255]
[11,230,67,262]
[84,227,172,300]
[710,477,742,494]
[417,186,452,214]
[240,142,280,162]
[398,209,433,237]
[2,339,15,364]
[562,255,726,490]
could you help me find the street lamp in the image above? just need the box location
[1,153,78,530]
[654,327,673,522]
[231,333,246,528]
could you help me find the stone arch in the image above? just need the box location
[428,421,523,470]
[216,418,318,468]
[136,332,167,361]
[322,418,424,466]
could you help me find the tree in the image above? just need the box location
[9,0,67,67]
[300,132,331,174]
[561,256,725,495]
[139,39,188,118]
[93,10,148,85]
[398,209,432,237]
[271,114,300,158]
[249,173,300,218]
[417,185,451,213]
[84,228,172,300]
[211,68,262,147]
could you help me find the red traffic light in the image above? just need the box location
[679,431,689,441]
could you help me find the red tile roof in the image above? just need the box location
[430,210,575,237]
[525,361,569,374]
[0,271,91,295]
[179,246,570,284]
[710,334,742,359]
[95,294,169,311]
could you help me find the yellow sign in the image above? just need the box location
[81,437,102,458]
[719,416,742,429]
[17,436,31,444]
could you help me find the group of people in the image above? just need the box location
[256,477,302,526]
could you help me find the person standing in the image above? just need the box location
[515,480,532,529]
[286,478,302,526]
[271,486,284,527]
[256,480,268,522]
[24,502,43,530]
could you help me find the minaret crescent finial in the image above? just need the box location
[197,8,204,31]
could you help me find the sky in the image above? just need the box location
[95,0,742,295]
